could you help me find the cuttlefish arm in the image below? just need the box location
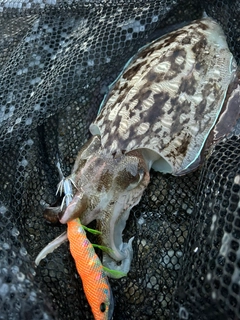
[35,231,68,266]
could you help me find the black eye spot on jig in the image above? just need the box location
[100,302,107,313]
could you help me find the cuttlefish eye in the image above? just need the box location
[126,168,145,191]
[115,167,145,191]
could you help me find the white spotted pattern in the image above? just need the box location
[90,17,238,175]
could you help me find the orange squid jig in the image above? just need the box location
[67,218,114,320]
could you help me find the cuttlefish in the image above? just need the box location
[36,17,240,276]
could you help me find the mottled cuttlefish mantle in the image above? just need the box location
[91,17,238,175]
[44,17,239,276]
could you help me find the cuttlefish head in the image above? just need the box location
[59,135,150,275]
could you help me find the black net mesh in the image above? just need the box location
[0,1,239,319]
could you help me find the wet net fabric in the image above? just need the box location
[0,1,239,319]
